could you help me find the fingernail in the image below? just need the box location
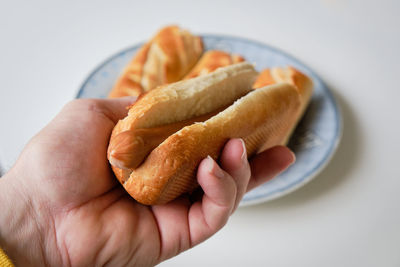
[239,139,248,163]
[289,150,296,165]
[206,155,225,179]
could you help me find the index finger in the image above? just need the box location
[247,146,295,192]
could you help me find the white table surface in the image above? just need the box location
[1,0,399,266]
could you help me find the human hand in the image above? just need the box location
[0,97,295,266]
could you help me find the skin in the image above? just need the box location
[0,97,295,266]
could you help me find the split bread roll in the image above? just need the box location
[108,25,203,98]
[108,62,313,205]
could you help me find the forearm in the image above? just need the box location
[0,169,47,266]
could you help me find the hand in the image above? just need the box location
[0,97,295,266]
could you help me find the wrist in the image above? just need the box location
[0,169,47,266]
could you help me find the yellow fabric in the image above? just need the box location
[0,248,13,267]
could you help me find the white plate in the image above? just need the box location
[77,35,342,206]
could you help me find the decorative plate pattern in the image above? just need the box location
[77,35,342,206]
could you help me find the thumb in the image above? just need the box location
[34,96,137,149]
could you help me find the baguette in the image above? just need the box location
[107,62,311,205]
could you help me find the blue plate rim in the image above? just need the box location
[77,34,342,206]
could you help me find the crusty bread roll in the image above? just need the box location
[184,50,245,79]
[108,25,203,98]
[108,62,310,205]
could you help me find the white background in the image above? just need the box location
[1,0,399,266]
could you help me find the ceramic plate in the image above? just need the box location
[77,35,342,206]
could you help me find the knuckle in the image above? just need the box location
[63,99,117,123]
[62,99,101,115]
[66,98,100,109]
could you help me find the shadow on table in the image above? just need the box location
[241,85,361,211]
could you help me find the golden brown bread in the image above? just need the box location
[107,62,311,205]
[184,50,245,79]
[108,25,203,98]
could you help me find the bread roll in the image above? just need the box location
[108,62,306,205]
